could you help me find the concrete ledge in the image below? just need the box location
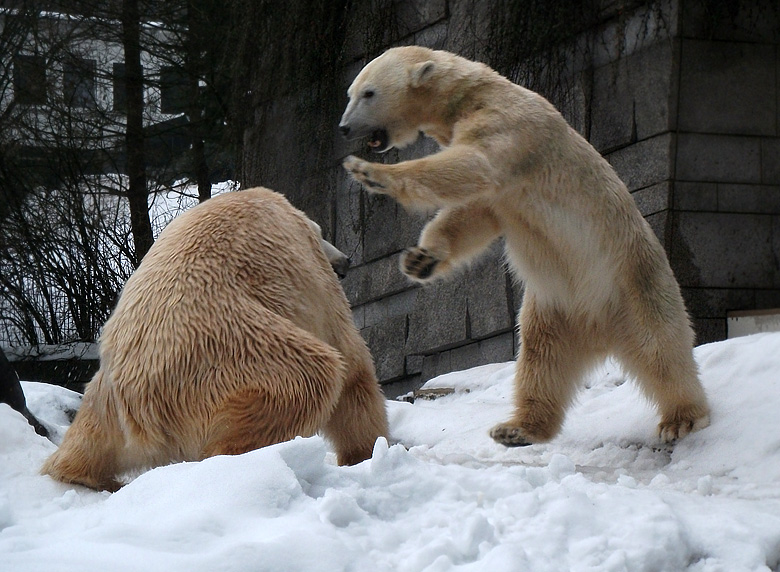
[728,309,780,338]
[3,343,99,389]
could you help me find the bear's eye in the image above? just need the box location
[363,90,375,99]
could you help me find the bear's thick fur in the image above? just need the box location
[340,46,709,446]
[42,188,388,491]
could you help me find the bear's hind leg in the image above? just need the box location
[616,334,710,442]
[41,374,124,491]
[202,386,325,457]
[201,321,347,458]
[491,297,598,446]
[322,357,388,466]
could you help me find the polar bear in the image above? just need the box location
[340,46,709,446]
[42,188,388,491]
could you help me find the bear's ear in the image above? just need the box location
[410,61,435,88]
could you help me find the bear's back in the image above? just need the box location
[99,188,347,376]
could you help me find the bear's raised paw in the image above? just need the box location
[343,156,386,191]
[401,247,440,281]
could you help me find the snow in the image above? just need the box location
[2,333,780,571]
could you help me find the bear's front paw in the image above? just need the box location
[489,422,533,447]
[343,155,386,191]
[401,247,441,281]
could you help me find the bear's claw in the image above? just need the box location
[363,178,386,190]
[401,247,440,280]
[489,423,533,447]
[343,155,386,191]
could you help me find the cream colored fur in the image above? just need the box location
[341,46,709,446]
[42,188,387,491]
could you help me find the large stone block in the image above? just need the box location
[295,171,336,243]
[341,0,446,63]
[755,289,780,310]
[558,71,591,138]
[590,62,634,152]
[773,216,780,289]
[420,351,450,382]
[395,0,447,39]
[334,169,364,265]
[674,181,717,212]
[412,21,449,51]
[606,133,673,191]
[717,184,780,214]
[645,210,671,251]
[676,133,761,184]
[590,42,675,153]
[671,212,774,289]
[678,39,776,136]
[681,286,755,319]
[446,0,492,61]
[681,0,780,43]
[342,253,412,306]
[362,289,418,329]
[449,333,515,372]
[631,42,678,141]
[464,244,515,339]
[591,0,676,68]
[404,246,515,357]
[332,62,371,160]
[406,278,468,354]
[632,182,670,217]
[763,139,780,184]
[361,314,408,382]
[420,332,515,383]
[383,374,423,400]
[691,317,726,345]
[363,193,426,261]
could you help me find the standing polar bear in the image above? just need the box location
[340,46,709,446]
[42,188,388,491]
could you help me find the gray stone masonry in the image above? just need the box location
[671,1,780,341]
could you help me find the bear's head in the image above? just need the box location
[339,46,443,153]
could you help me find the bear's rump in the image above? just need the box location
[107,301,347,462]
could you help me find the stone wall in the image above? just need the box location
[243,0,780,396]
[671,1,780,341]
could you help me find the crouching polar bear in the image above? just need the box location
[340,46,709,446]
[42,188,388,491]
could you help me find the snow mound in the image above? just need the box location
[1,334,780,571]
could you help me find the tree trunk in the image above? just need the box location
[122,0,153,266]
[187,0,211,203]
[187,64,210,202]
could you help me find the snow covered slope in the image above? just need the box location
[1,333,779,571]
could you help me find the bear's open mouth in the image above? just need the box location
[367,129,389,152]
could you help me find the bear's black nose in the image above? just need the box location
[339,124,350,138]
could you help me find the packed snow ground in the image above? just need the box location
[2,333,780,571]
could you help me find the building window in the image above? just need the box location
[13,55,47,105]
[63,58,96,108]
[160,66,188,114]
